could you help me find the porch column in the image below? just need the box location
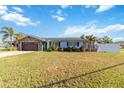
[20,42,22,51]
[47,40,50,49]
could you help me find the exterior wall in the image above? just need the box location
[79,42,83,48]
[38,42,43,51]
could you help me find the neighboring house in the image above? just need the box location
[17,35,85,51]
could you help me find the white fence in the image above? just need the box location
[97,44,120,52]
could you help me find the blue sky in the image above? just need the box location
[0,5,124,42]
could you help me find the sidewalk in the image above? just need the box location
[0,51,32,58]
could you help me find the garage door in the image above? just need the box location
[22,42,38,51]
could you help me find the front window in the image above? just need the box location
[67,42,79,47]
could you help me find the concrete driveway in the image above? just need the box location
[0,51,32,58]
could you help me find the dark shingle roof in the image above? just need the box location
[20,34,83,41]
[44,38,83,41]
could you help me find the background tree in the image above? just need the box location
[13,32,25,49]
[85,34,97,51]
[14,32,25,41]
[97,38,103,44]
[102,36,113,44]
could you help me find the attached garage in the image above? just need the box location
[22,42,38,51]
[18,36,44,51]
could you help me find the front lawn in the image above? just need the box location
[0,51,124,88]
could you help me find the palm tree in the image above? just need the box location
[14,33,25,49]
[97,38,103,44]
[85,34,97,52]
[102,36,113,44]
[14,32,25,41]
[0,26,14,48]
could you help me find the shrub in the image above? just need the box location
[80,46,83,51]
[47,47,52,52]
[66,47,73,52]
[58,47,63,51]
[51,45,58,51]
[47,45,59,51]
[72,47,76,51]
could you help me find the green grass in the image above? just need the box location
[0,51,124,88]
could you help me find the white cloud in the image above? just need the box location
[60,23,124,37]
[12,7,23,13]
[51,9,67,22]
[0,5,8,15]
[1,12,40,26]
[86,20,99,25]
[27,5,31,8]
[113,37,124,42]
[60,5,72,9]
[0,5,40,26]
[84,5,97,8]
[57,9,62,15]
[96,5,114,13]
[84,5,90,8]
[52,15,64,22]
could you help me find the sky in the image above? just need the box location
[0,5,124,42]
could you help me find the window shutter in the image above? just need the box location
[58,42,60,47]
[67,42,69,47]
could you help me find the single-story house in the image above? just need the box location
[17,35,93,51]
[17,35,120,52]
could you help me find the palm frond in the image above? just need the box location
[8,28,14,37]
[0,30,8,34]
[2,34,9,42]
[2,26,9,30]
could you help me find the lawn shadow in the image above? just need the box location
[40,62,124,88]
